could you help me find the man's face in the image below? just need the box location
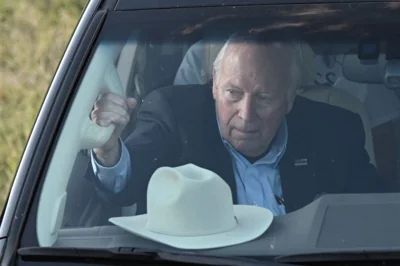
[213,43,295,157]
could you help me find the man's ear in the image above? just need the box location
[285,95,296,114]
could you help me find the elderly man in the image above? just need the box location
[90,32,384,216]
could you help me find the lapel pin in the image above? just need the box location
[294,158,308,167]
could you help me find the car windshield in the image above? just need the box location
[19,1,400,262]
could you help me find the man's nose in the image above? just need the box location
[238,96,256,121]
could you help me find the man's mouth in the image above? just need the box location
[232,128,259,139]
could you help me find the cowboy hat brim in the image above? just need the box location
[109,205,273,250]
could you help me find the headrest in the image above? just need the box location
[296,43,316,87]
[175,39,316,87]
[342,54,386,84]
[192,40,224,84]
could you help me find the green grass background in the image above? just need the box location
[0,0,86,212]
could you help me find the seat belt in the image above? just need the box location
[117,30,141,96]
[116,31,145,216]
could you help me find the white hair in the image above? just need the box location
[213,37,302,103]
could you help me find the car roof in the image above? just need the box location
[114,0,397,11]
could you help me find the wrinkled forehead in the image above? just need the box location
[225,41,294,67]
[219,42,295,89]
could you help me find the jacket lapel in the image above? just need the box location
[279,97,319,213]
[201,90,238,204]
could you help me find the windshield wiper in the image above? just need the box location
[18,246,301,266]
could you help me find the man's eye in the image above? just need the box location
[257,92,272,100]
[227,89,242,99]
[257,94,272,106]
[258,94,268,101]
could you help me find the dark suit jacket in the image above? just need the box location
[93,84,388,215]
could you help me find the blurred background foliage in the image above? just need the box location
[0,0,87,211]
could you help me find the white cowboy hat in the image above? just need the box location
[109,163,273,250]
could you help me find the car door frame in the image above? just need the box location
[0,0,119,264]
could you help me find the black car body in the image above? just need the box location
[2,0,400,265]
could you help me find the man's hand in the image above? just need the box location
[91,92,137,166]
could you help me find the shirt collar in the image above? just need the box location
[216,114,288,168]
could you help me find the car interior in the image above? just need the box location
[62,33,396,222]
[33,24,400,250]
